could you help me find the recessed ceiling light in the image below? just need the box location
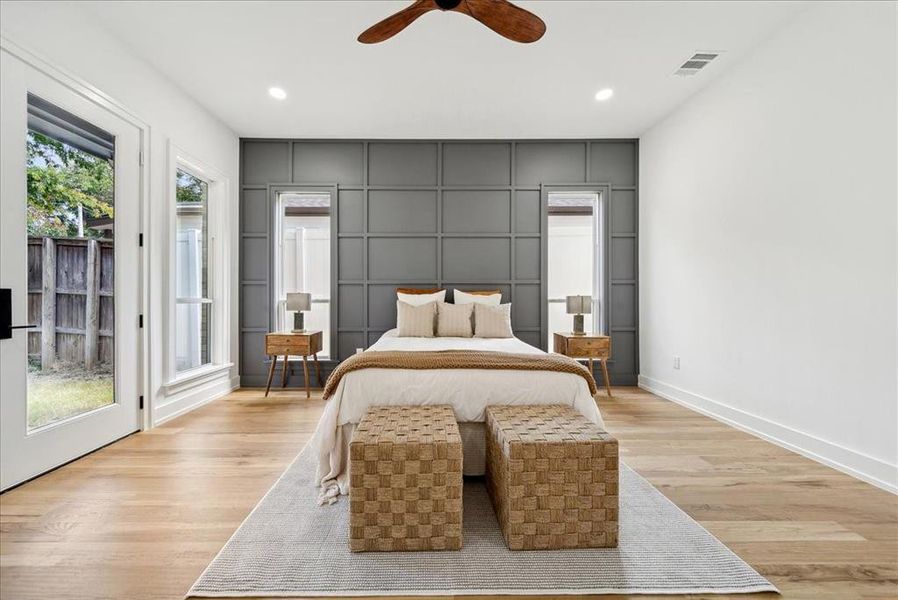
[594,88,614,101]
[268,87,287,100]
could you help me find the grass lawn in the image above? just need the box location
[27,368,114,430]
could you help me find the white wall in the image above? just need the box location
[1,2,241,425]
[639,2,897,492]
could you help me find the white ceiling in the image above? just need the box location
[84,1,810,138]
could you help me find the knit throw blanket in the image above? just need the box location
[322,350,598,400]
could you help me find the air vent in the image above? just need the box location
[674,52,721,77]
[680,60,709,70]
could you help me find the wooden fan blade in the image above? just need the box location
[358,0,438,43]
[458,0,546,43]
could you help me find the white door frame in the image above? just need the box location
[0,36,151,490]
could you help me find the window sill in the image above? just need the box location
[163,362,234,396]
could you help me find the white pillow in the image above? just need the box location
[454,289,501,306]
[473,303,514,338]
[397,289,446,306]
[396,301,436,337]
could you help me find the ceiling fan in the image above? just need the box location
[358,0,546,44]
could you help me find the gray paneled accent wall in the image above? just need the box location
[240,140,638,387]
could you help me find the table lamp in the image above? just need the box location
[566,295,591,335]
[286,292,311,332]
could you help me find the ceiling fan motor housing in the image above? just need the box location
[435,0,462,10]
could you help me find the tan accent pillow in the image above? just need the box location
[396,300,436,337]
[436,302,474,338]
[454,289,502,306]
[473,303,514,338]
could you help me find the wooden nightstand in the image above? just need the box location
[265,331,323,399]
[553,332,613,397]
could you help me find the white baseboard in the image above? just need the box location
[153,374,239,427]
[638,375,898,494]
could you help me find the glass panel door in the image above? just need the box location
[0,51,142,490]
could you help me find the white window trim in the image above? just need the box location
[164,141,231,394]
[161,362,233,395]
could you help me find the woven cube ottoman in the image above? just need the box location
[485,404,618,550]
[349,405,463,552]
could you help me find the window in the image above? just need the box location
[547,191,605,351]
[275,192,332,359]
[174,169,211,372]
[165,144,231,391]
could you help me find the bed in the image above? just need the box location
[313,328,605,503]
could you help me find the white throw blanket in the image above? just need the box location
[313,329,605,504]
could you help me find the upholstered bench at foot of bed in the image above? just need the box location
[348,405,463,552]
[485,404,619,550]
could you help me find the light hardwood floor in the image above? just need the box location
[1,387,896,600]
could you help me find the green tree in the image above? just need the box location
[26,131,114,239]
[176,169,207,204]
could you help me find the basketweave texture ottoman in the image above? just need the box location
[485,404,618,550]
[349,405,463,552]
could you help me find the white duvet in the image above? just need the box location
[314,329,604,502]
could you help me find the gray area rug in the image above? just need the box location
[189,443,777,597]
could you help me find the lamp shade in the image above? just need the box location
[286,292,311,312]
[566,295,592,315]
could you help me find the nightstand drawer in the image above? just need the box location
[267,334,302,346]
[267,343,311,356]
[265,332,321,356]
[564,336,610,358]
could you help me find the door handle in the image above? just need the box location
[1,288,35,340]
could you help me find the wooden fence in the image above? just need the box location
[27,237,114,370]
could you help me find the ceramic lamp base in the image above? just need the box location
[572,314,585,335]
[292,312,305,333]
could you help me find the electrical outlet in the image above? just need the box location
[673,356,681,370]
